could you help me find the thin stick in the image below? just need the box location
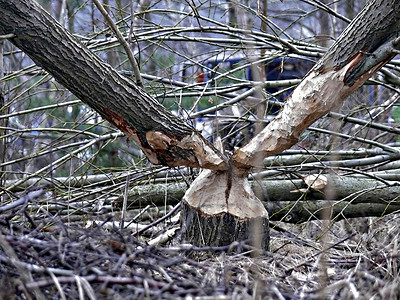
[0,187,47,213]
[0,33,15,40]
[133,202,181,236]
[92,0,143,87]
[120,174,130,229]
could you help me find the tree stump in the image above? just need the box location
[181,167,269,251]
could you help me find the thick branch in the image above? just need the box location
[0,0,227,170]
[232,0,400,168]
[119,175,400,223]
[319,0,400,85]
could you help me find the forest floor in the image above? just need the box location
[1,202,400,300]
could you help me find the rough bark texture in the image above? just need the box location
[1,0,399,250]
[232,0,400,168]
[319,0,400,85]
[181,168,269,249]
[0,0,227,170]
[181,202,269,250]
[121,175,400,223]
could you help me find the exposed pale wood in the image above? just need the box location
[181,167,269,248]
[1,0,399,250]
[182,168,267,217]
[232,0,400,168]
[233,67,354,167]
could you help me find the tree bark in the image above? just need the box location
[0,0,264,249]
[1,0,399,251]
[118,175,400,223]
[0,0,227,171]
[232,0,400,168]
[180,167,269,249]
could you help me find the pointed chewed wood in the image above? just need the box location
[232,66,356,168]
[181,168,269,250]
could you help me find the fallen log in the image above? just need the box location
[117,175,400,223]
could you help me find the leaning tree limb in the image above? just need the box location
[232,0,400,168]
[0,0,227,171]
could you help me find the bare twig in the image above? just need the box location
[0,33,15,40]
[0,186,47,213]
[92,0,142,87]
[133,202,181,236]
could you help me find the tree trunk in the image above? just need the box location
[118,175,400,223]
[0,0,227,171]
[180,168,269,249]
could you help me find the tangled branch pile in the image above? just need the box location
[1,205,400,299]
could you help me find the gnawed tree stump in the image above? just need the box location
[181,167,269,250]
[1,0,399,252]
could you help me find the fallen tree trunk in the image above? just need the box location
[119,175,400,223]
[267,201,400,223]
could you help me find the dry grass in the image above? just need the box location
[1,203,400,300]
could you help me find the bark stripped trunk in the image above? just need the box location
[181,167,269,249]
[233,0,400,168]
